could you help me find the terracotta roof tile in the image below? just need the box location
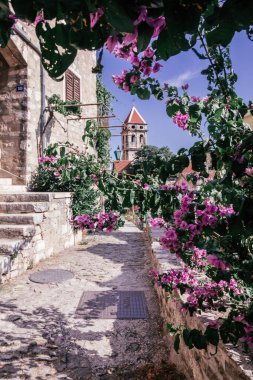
[113,160,131,173]
[124,106,146,125]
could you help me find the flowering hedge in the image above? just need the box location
[73,212,124,233]
[149,182,252,352]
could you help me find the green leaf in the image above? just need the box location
[137,87,150,100]
[190,329,208,350]
[166,101,180,117]
[192,47,207,60]
[36,22,77,79]
[137,22,153,52]
[11,0,37,22]
[205,326,219,347]
[183,329,194,349]
[60,146,66,158]
[103,0,134,33]
[0,16,13,47]
[157,29,189,60]
[174,333,180,353]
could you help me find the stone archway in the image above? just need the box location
[0,39,28,185]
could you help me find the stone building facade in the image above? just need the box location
[0,22,97,186]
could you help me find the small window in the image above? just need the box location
[131,125,135,129]
[140,125,144,129]
[140,134,144,144]
[65,69,80,102]
[131,135,135,143]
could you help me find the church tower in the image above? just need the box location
[121,106,148,161]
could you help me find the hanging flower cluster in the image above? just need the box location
[159,193,235,257]
[172,112,190,130]
[73,212,124,232]
[107,7,165,93]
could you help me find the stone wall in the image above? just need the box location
[146,225,253,380]
[0,193,82,283]
[0,46,28,184]
[0,22,97,184]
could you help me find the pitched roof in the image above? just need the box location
[179,161,216,182]
[113,160,131,173]
[124,106,147,125]
[182,162,193,175]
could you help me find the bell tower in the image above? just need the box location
[121,106,148,160]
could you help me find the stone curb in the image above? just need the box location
[145,224,253,380]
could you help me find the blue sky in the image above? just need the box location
[102,32,252,158]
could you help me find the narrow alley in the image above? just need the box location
[0,222,184,380]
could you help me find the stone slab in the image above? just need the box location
[29,269,74,284]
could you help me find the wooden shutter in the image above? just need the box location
[73,76,80,102]
[65,70,80,102]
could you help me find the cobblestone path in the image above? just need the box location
[0,222,184,380]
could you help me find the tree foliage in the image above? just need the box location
[128,145,174,182]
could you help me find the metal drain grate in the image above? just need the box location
[29,269,74,284]
[75,291,148,319]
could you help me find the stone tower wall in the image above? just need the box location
[122,123,148,160]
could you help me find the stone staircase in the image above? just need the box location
[0,192,51,282]
[0,188,79,283]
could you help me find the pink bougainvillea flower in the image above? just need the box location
[123,31,138,45]
[143,183,150,190]
[133,6,148,25]
[181,84,189,91]
[209,320,219,329]
[130,54,140,67]
[245,167,253,176]
[105,35,118,53]
[90,8,104,29]
[203,96,209,102]
[233,315,245,322]
[172,111,190,130]
[113,75,124,86]
[207,255,229,271]
[143,66,152,76]
[130,75,139,84]
[153,62,163,73]
[147,16,166,37]
[54,171,61,177]
[143,47,155,59]
[191,96,200,102]
[122,82,129,92]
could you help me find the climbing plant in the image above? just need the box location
[47,94,81,117]
[95,76,113,167]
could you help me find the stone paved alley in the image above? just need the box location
[0,222,184,380]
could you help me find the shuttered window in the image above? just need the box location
[65,70,80,102]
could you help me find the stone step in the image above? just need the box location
[0,239,23,255]
[0,178,12,185]
[0,225,35,239]
[0,193,51,203]
[0,213,44,225]
[0,202,49,214]
[0,186,27,193]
